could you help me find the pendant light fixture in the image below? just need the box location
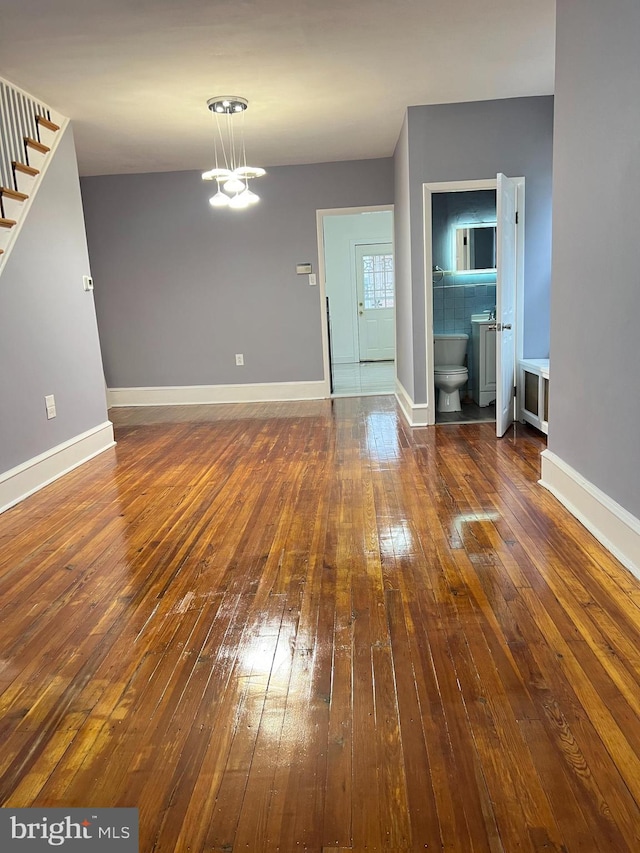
[202,97,265,210]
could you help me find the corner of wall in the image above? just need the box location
[0,421,115,515]
[540,449,640,581]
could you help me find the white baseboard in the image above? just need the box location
[395,379,431,427]
[107,380,329,408]
[0,421,115,515]
[540,449,640,580]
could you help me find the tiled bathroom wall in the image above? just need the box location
[433,273,497,334]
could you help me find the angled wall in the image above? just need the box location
[0,124,112,509]
[392,114,415,405]
[541,0,640,575]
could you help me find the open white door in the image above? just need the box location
[495,173,518,437]
[355,243,395,361]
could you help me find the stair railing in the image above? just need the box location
[0,77,52,192]
[0,76,66,269]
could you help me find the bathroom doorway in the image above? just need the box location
[423,178,524,431]
[431,187,497,425]
[316,206,395,398]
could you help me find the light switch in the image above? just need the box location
[308,273,317,286]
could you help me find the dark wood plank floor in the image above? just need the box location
[1,396,640,852]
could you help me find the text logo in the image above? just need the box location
[0,808,138,851]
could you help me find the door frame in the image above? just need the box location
[422,178,525,426]
[316,204,395,397]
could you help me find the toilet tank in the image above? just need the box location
[434,333,469,366]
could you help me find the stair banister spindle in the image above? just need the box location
[0,76,63,265]
[0,79,50,192]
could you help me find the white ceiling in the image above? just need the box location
[0,0,556,177]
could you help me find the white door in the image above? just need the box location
[495,174,518,437]
[355,243,395,361]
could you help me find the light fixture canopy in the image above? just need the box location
[203,95,264,211]
[207,96,248,115]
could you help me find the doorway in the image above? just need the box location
[355,243,395,361]
[423,178,524,432]
[316,207,395,398]
[431,187,498,425]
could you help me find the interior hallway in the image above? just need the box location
[331,360,395,397]
[1,397,639,852]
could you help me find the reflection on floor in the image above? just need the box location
[332,360,395,397]
[331,364,495,424]
[436,399,496,425]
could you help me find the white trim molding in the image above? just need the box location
[0,421,115,515]
[107,380,328,408]
[395,379,430,427]
[540,449,640,580]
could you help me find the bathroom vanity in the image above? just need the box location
[471,313,496,406]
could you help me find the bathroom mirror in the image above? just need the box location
[455,224,496,272]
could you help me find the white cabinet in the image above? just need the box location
[471,316,496,406]
[519,359,549,435]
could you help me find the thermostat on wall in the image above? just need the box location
[296,263,312,275]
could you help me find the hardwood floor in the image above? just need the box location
[1,396,640,852]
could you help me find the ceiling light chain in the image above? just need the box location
[215,118,229,172]
[202,96,265,211]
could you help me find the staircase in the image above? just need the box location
[0,78,66,266]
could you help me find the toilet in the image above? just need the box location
[434,333,469,413]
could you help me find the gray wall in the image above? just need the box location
[393,115,414,399]
[0,125,108,474]
[81,159,393,389]
[400,96,553,404]
[549,0,640,517]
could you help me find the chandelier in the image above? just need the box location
[202,96,265,210]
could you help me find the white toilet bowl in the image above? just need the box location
[434,365,468,412]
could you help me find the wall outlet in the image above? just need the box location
[45,394,56,419]
[308,273,317,286]
[235,353,244,366]
[82,275,94,292]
